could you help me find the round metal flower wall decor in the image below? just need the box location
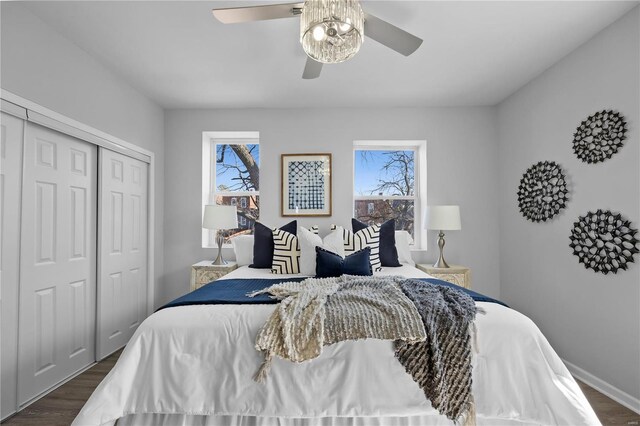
[517,161,569,222]
[569,210,639,274]
[573,110,627,164]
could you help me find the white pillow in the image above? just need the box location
[231,235,254,266]
[298,226,345,275]
[298,226,322,275]
[322,227,345,257]
[395,230,414,265]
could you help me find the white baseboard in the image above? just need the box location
[563,359,640,414]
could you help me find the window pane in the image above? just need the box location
[354,199,415,238]
[216,195,259,237]
[354,150,414,196]
[215,144,260,192]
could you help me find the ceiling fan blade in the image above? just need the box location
[363,13,423,56]
[212,2,303,24]
[302,57,323,79]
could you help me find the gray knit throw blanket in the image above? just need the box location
[250,275,478,426]
[249,275,426,378]
[395,278,479,426]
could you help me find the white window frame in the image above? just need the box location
[353,140,427,249]
[202,131,259,248]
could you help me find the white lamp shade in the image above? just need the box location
[425,205,461,231]
[202,205,238,230]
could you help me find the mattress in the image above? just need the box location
[73,265,600,426]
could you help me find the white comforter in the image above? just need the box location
[73,266,600,426]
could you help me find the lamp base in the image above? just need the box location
[212,232,228,265]
[432,231,451,269]
[432,258,450,269]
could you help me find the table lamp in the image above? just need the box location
[202,205,238,265]
[425,205,461,268]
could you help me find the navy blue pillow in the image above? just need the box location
[250,220,297,269]
[315,246,372,278]
[352,218,401,267]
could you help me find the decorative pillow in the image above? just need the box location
[352,218,401,267]
[250,220,297,268]
[315,247,372,278]
[231,235,254,266]
[298,226,322,275]
[395,231,414,265]
[325,226,345,257]
[342,225,382,271]
[299,226,346,275]
[271,228,300,274]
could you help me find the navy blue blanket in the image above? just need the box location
[159,277,507,311]
[420,278,508,307]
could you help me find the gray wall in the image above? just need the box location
[1,4,166,307]
[163,107,501,305]
[497,7,640,400]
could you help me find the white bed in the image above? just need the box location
[73,265,600,426]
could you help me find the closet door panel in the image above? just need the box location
[97,149,148,359]
[1,112,24,420]
[18,124,97,405]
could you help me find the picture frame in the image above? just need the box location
[281,153,332,217]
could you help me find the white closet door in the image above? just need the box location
[97,149,148,360]
[18,123,97,405]
[1,112,24,419]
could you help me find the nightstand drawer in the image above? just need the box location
[416,264,471,289]
[190,261,238,291]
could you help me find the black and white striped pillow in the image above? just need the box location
[271,228,300,274]
[342,224,382,271]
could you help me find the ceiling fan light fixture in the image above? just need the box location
[300,0,364,64]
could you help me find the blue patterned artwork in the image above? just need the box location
[288,161,325,210]
[281,154,332,216]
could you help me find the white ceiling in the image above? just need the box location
[22,1,638,109]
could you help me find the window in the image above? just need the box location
[202,132,259,247]
[353,141,426,247]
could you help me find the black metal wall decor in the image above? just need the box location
[569,210,639,274]
[517,161,569,222]
[572,110,627,163]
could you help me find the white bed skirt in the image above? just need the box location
[115,413,539,426]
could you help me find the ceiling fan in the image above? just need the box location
[212,0,423,79]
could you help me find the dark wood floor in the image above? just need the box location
[2,350,122,426]
[3,350,639,425]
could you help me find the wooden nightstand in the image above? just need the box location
[190,261,238,291]
[416,264,471,289]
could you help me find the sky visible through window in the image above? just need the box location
[215,144,260,191]
[354,150,414,196]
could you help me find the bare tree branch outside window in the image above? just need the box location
[354,150,415,237]
[214,143,260,238]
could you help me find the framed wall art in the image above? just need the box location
[281,153,332,217]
